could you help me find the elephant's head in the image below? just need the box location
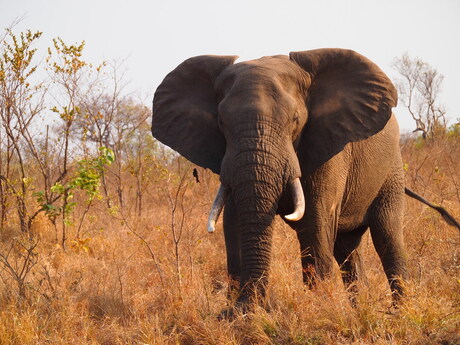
[152,49,397,298]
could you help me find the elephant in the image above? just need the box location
[151,49,460,317]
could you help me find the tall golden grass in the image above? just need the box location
[0,134,459,345]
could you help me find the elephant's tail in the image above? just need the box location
[405,187,460,231]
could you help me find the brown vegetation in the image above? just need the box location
[0,135,459,345]
[1,28,459,345]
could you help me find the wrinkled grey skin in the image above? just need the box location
[152,49,406,316]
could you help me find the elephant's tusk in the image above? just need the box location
[284,178,305,222]
[207,184,227,233]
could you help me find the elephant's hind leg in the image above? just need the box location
[368,170,407,300]
[334,227,367,291]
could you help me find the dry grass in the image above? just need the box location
[0,137,459,345]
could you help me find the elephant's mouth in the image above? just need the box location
[206,177,305,232]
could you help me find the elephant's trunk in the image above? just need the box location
[227,148,290,300]
[214,131,302,302]
[235,176,278,298]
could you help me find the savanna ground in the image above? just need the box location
[1,135,459,345]
[1,29,459,345]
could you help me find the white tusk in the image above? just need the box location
[207,184,227,233]
[284,178,305,221]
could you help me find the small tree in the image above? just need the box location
[0,28,45,234]
[75,93,152,212]
[35,146,114,248]
[392,53,447,139]
[1,26,115,248]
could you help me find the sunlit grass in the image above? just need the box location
[1,139,459,345]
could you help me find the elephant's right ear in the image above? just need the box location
[152,55,238,174]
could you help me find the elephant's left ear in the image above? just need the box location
[290,49,397,166]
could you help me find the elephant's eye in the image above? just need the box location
[293,115,300,128]
[217,103,228,129]
[292,114,302,141]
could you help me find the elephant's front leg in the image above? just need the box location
[223,195,241,299]
[293,195,340,287]
[295,225,336,287]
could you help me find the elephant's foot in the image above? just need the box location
[382,280,406,315]
[384,301,403,316]
[226,276,240,300]
[390,290,405,312]
[217,306,246,321]
[301,263,318,289]
[217,301,251,321]
[218,277,271,320]
[217,292,273,321]
[389,276,406,306]
[345,283,359,308]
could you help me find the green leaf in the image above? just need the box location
[51,182,66,194]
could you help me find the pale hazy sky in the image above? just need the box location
[1,0,459,131]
